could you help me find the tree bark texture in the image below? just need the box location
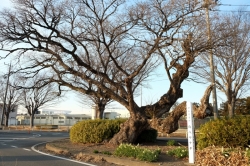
[109,112,149,144]
[228,97,236,118]
[150,85,213,134]
[30,114,35,128]
[4,114,9,127]
[95,101,106,119]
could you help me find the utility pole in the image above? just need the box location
[140,85,142,107]
[1,63,11,126]
[204,0,219,119]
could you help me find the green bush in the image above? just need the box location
[114,143,160,162]
[114,144,140,158]
[70,119,126,143]
[245,148,250,159]
[137,148,161,162]
[136,129,158,143]
[93,150,99,153]
[197,116,250,149]
[167,147,188,158]
[166,140,176,146]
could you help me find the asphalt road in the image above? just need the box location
[0,130,96,166]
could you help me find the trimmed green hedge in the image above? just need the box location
[197,116,250,149]
[70,119,126,143]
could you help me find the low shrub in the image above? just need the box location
[136,129,158,143]
[166,140,176,146]
[167,147,188,158]
[93,150,99,153]
[137,148,161,162]
[114,144,140,158]
[197,116,250,149]
[102,151,112,155]
[70,119,126,143]
[114,144,161,162]
[246,148,250,159]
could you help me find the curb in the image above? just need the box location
[45,144,69,155]
[45,143,163,166]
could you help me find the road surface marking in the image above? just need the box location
[11,145,18,148]
[32,142,97,166]
[0,140,13,142]
[23,148,31,151]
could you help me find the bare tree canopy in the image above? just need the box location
[0,0,221,144]
[76,89,113,119]
[192,10,250,118]
[18,74,62,127]
[0,73,22,126]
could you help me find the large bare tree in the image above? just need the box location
[0,75,22,126]
[76,87,112,119]
[192,10,250,118]
[0,0,220,144]
[19,74,62,127]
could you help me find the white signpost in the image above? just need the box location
[186,102,195,164]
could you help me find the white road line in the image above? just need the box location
[31,142,97,166]
[32,134,41,137]
[0,138,26,140]
[11,146,18,148]
[13,138,27,140]
[0,133,41,141]
[0,140,13,142]
[23,148,31,151]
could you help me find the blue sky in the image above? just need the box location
[0,0,249,115]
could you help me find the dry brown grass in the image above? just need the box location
[195,146,249,166]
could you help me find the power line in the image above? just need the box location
[219,4,250,7]
[212,9,250,13]
[212,3,250,13]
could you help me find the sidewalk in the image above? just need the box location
[0,125,71,132]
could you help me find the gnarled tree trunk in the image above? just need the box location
[150,84,213,134]
[193,84,213,118]
[109,111,149,145]
[110,36,197,145]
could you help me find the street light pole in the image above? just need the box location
[204,0,219,119]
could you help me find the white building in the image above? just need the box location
[0,104,18,126]
[91,107,129,120]
[39,109,71,115]
[16,114,91,126]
